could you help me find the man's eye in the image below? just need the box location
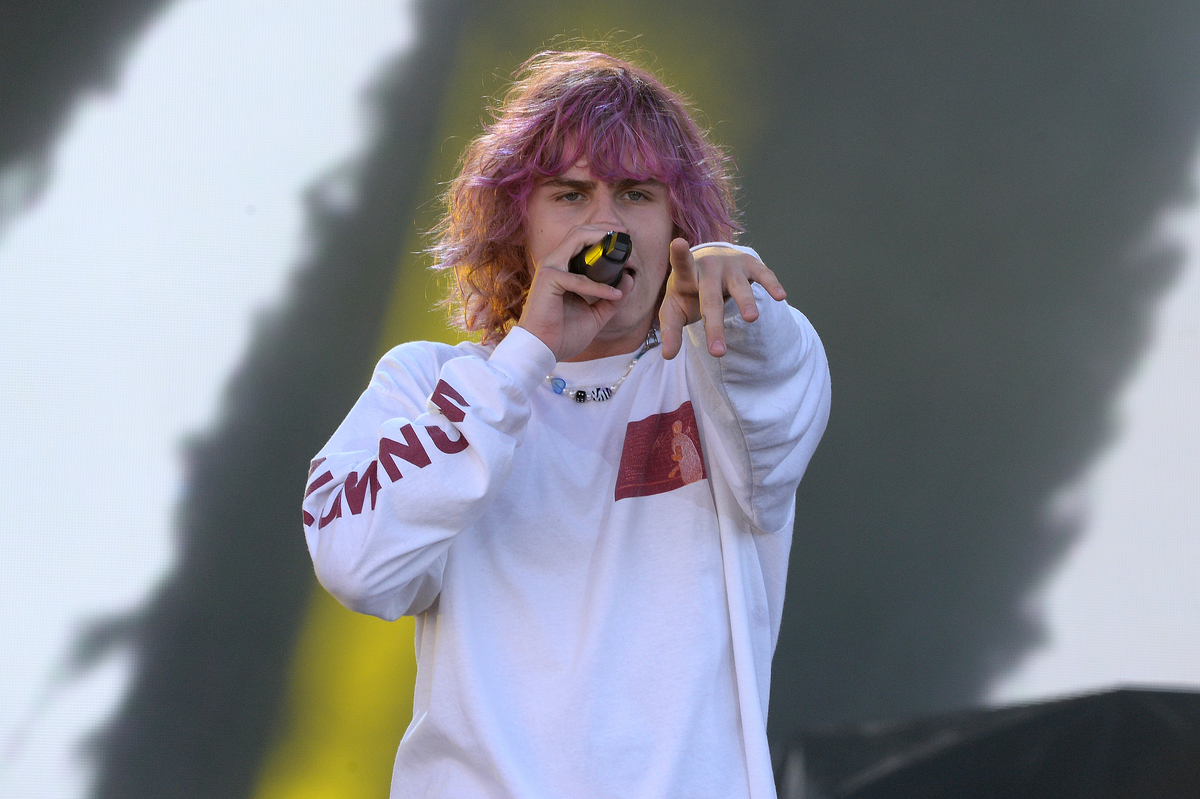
[623,190,646,202]
[558,191,583,202]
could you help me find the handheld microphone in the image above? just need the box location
[568,231,632,288]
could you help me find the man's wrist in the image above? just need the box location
[690,241,763,264]
[489,326,557,397]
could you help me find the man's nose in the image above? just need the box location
[586,191,627,231]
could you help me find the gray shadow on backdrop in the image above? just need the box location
[740,0,1200,737]
[0,0,167,228]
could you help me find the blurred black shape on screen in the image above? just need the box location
[775,687,1200,798]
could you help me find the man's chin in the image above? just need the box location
[602,311,656,340]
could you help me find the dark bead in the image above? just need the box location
[574,390,587,403]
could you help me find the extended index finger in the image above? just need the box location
[668,237,695,286]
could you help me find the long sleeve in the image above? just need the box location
[302,327,556,621]
[682,249,831,799]
[684,249,832,534]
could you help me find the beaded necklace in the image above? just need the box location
[545,328,661,403]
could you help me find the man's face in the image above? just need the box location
[524,159,675,357]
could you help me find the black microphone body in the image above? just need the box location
[568,231,632,287]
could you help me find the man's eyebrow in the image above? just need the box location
[540,176,595,190]
[538,176,664,190]
[615,177,664,189]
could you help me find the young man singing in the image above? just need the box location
[303,49,831,799]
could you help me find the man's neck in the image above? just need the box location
[562,320,656,362]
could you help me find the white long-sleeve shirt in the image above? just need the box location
[303,252,831,799]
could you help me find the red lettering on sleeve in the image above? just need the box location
[318,491,343,529]
[303,510,315,527]
[344,461,381,514]
[308,457,326,478]
[426,425,469,454]
[379,424,431,481]
[430,380,469,423]
[305,470,333,498]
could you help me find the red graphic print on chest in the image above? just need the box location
[615,401,706,501]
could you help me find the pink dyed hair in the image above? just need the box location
[430,49,742,343]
